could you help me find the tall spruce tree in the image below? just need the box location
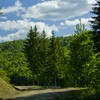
[91,0,100,53]
[24,26,40,81]
[37,30,49,85]
[46,31,57,86]
[47,31,66,87]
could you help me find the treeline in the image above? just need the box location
[23,25,100,88]
[24,26,69,87]
[0,33,69,86]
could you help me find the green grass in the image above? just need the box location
[0,77,17,99]
[53,88,100,100]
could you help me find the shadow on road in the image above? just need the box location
[10,89,78,100]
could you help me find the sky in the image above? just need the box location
[0,0,96,42]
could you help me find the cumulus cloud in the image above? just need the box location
[60,18,93,30]
[0,0,96,42]
[0,30,26,42]
[0,19,58,42]
[1,0,25,14]
[23,0,96,21]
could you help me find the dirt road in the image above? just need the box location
[10,88,79,100]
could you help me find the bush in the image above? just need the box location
[0,68,10,82]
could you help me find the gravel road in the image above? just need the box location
[10,88,78,100]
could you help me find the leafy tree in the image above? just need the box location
[8,53,33,85]
[88,53,100,89]
[0,59,9,82]
[68,31,94,87]
[0,40,32,85]
[91,0,100,52]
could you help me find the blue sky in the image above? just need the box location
[0,0,96,42]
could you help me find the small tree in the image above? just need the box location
[75,19,86,34]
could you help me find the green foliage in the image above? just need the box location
[0,53,10,82]
[23,25,99,90]
[24,26,43,86]
[67,31,94,87]
[0,68,9,82]
[88,53,100,89]
[46,31,66,86]
[24,27,67,86]
[0,40,33,85]
[24,26,40,75]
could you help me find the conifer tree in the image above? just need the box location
[91,0,100,52]
[37,30,49,85]
[47,31,66,87]
[24,26,40,80]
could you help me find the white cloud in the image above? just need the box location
[0,16,8,20]
[0,30,26,42]
[0,19,31,31]
[23,0,96,21]
[60,18,93,30]
[0,0,96,42]
[0,20,58,42]
[1,0,25,14]
[86,0,96,4]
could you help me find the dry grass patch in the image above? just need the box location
[0,77,17,99]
